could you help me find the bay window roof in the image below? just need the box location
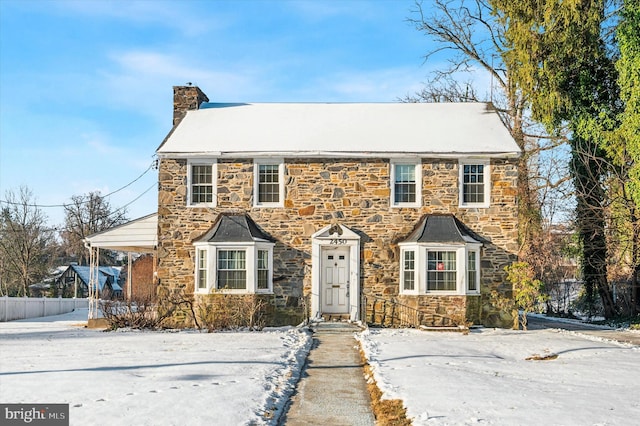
[401,214,484,245]
[193,214,274,243]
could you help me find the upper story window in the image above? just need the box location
[391,160,421,208]
[254,160,285,207]
[188,160,217,207]
[459,160,490,208]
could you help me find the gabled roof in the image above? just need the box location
[400,214,484,245]
[157,102,520,158]
[84,213,157,253]
[60,265,123,292]
[193,214,275,243]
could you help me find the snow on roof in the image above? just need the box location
[84,213,157,253]
[65,265,123,292]
[157,102,520,158]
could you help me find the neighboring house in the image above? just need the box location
[155,85,520,327]
[55,264,123,299]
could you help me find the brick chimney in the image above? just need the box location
[173,85,209,126]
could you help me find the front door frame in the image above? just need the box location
[311,224,360,320]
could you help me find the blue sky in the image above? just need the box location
[0,0,477,226]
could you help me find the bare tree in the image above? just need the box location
[0,187,55,296]
[60,191,128,265]
[406,0,564,260]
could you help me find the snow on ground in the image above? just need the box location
[0,309,312,426]
[3,310,639,426]
[358,327,640,426]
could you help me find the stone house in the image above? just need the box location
[156,85,520,327]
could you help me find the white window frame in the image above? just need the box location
[400,248,418,295]
[193,242,273,294]
[187,159,217,207]
[390,160,422,208]
[426,248,459,293]
[399,243,481,295]
[196,247,208,291]
[459,159,490,208]
[466,248,480,294]
[254,159,285,208]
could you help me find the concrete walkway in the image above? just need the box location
[279,322,375,426]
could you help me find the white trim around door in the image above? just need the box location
[311,224,361,321]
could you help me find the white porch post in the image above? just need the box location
[88,246,100,320]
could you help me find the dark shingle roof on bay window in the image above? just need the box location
[401,214,484,244]
[193,214,274,243]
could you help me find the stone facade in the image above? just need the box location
[157,156,518,327]
[172,86,209,127]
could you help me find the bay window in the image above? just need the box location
[193,244,273,294]
[399,245,481,295]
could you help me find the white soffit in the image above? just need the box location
[157,102,520,157]
[84,213,157,253]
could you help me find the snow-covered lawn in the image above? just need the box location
[358,327,640,426]
[0,309,311,425]
[2,310,639,426]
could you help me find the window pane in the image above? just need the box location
[257,250,269,290]
[463,164,485,204]
[394,164,416,203]
[258,164,280,203]
[192,165,213,203]
[468,251,477,291]
[427,251,457,291]
[197,249,207,289]
[217,250,246,289]
[403,251,415,291]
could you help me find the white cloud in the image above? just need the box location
[51,0,220,37]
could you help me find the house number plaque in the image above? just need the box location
[329,239,347,245]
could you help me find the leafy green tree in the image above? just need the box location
[505,262,547,330]
[0,187,55,296]
[491,0,620,318]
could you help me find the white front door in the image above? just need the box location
[321,247,350,314]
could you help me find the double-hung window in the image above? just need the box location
[188,160,217,207]
[193,244,273,294]
[391,160,421,207]
[196,248,208,291]
[467,250,479,293]
[427,251,457,291]
[254,160,285,207]
[217,250,247,290]
[459,160,490,208]
[402,250,416,293]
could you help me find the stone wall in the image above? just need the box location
[172,86,209,127]
[157,157,519,327]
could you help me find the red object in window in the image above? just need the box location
[437,262,445,271]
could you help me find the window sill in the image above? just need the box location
[391,204,421,209]
[188,203,217,208]
[459,203,490,209]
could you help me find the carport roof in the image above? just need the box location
[83,213,157,253]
